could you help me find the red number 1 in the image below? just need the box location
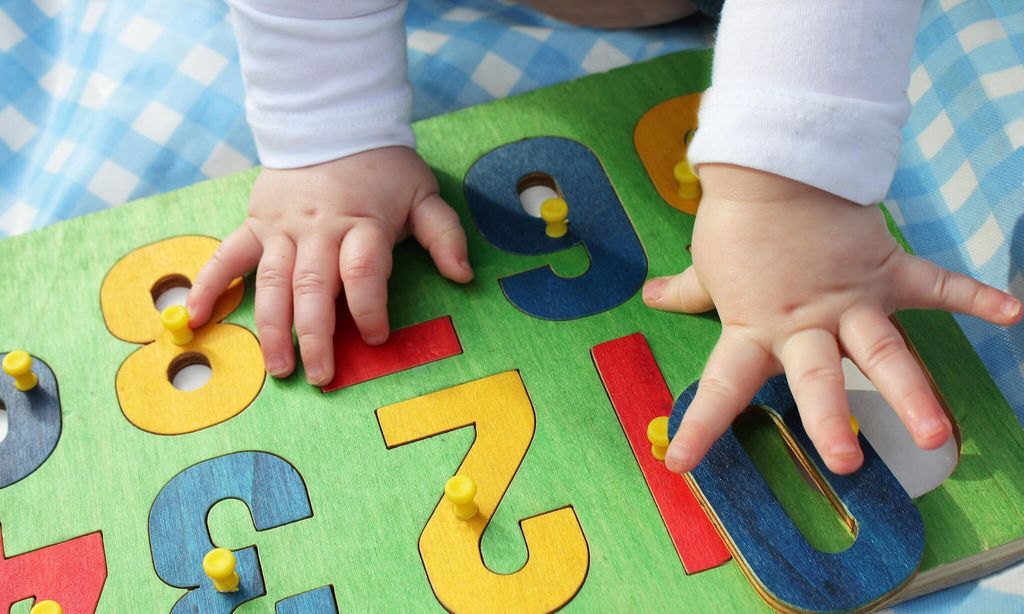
[592,333,730,574]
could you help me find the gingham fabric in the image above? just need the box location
[0,0,1021,610]
[0,0,254,230]
[0,0,714,232]
[886,0,1024,429]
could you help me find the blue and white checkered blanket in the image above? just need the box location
[890,0,1024,435]
[0,0,1021,609]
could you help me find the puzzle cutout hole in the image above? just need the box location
[168,352,212,391]
[151,274,192,312]
[762,360,961,499]
[735,409,857,554]
[843,358,959,498]
[10,598,33,614]
[517,173,561,218]
[206,496,260,552]
[511,170,591,279]
[0,399,6,443]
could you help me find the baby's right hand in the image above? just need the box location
[185,146,474,385]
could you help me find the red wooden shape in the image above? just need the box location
[0,526,107,612]
[592,333,731,574]
[322,305,462,392]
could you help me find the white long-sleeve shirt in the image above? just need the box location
[228,0,415,168]
[227,0,922,205]
[687,0,922,204]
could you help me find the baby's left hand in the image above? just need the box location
[643,164,1022,475]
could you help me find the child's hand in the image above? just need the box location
[186,146,474,385]
[643,164,1022,475]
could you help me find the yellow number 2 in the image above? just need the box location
[100,236,264,435]
[377,371,590,614]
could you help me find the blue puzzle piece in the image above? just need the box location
[149,451,314,613]
[464,137,648,320]
[669,376,925,612]
[276,586,338,613]
[0,352,61,489]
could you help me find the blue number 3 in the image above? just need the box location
[148,451,338,612]
[669,376,925,612]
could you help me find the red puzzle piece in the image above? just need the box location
[0,525,107,612]
[592,333,731,574]
[322,304,462,392]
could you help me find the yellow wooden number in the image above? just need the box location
[100,236,264,435]
[377,371,590,614]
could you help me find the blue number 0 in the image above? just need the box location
[668,376,925,612]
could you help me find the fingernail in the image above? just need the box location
[265,356,286,376]
[460,258,472,272]
[643,278,665,304]
[916,416,948,439]
[665,445,694,473]
[829,441,860,458]
[306,365,325,385]
[366,333,387,346]
[1002,298,1021,319]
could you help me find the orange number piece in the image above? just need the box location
[377,371,590,614]
[100,236,264,435]
[634,93,702,215]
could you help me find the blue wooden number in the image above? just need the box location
[148,451,338,612]
[0,352,61,489]
[464,137,648,320]
[668,376,925,612]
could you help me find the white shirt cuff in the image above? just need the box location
[688,84,908,205]
[229,0,414,168]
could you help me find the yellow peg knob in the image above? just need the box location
[445,475,479,521]
[673,160,701,201]
[648,417,670,462]
[3,350,38,391]
[30,600,63,614]
[203,547,240,593]
[540,197,569,239]
[161,305,194,346]
[850,415,860,437]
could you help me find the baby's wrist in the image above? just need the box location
[698,164,851,207]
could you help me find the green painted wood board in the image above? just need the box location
[0,50,1021,612]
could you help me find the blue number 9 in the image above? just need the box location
[464,137,648,320]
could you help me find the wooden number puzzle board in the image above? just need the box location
[1,51,1023,613]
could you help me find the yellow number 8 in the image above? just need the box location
[100,236,264,435]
